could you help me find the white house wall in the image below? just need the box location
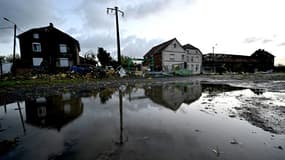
[162,39,186,71]
[185,49,203,74]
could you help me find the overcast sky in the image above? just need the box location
[1,0,285,65]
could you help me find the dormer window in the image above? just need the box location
[33,33,39,39]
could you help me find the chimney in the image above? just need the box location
[49,23,54,27]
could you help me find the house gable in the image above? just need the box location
[183,44,203,56]
[17,23,81,72]
[163,39,185,53]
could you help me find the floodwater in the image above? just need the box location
[1,81,285,160]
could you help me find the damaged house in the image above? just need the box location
[202,49,275,73]
[143,38,202,74]
[17,23,80,72]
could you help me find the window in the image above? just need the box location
[173,43,176,48]
[32,58,43,66]
[195,64,199,72]
[37,106,46,118]
[32,42,41,52]
[195,56,199,62]
[64,104,71,114]
[59,44,67,53]
[187,56,189,62]
[33,33,39,39]
[170,54,175,61]
[182,55,185,61]
[191,56,194,62]
[57,58,69,67]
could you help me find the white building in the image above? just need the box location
[144,38,202,74]
[183,44,203,74]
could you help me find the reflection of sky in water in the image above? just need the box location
[0,83,284,160]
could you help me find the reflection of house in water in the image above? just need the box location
[145,82,202,111]
[25,93,83,131]
[202,83,246,94]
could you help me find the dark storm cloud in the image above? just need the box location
[1,0,192,57]
[0,0,60,44]
[121,36,162,57]
[124,0,193,19]
[124,0,172,19]
[77,32,116,51]
[77,0,113,30]
[74,0,192,56]
[78,32,162,58]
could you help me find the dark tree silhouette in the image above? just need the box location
[121,55,134,68]
[97,47,118,68]
[97,47,112,67]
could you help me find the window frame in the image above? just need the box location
[32,42,42,52]
[32,57,43,66]
[33,33,39,39]
[59,44,68,53]
[169,54,175,61]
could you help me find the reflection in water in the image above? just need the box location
[1,82,285,160]
[119,89,124,145]
[145,81,202,111]
[25,93,83,131]
[250,88,265,95]
[99,88,117,104]
[202,83,246,94]
[17,102,26,134]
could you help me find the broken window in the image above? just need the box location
[32,42,41,52]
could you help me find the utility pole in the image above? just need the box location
[212,44,217,74]
[13,24,16,65]
[107,6,124,65]
[3,18,17,65]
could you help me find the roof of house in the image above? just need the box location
[251,49,275,57]
[144,38,177,57]
[183,44,198,50]
[203,53,258,63]
[17,23,80,51]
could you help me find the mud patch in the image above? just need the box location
[236,92,285,134]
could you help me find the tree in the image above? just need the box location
[97,48,112,67]
[121,55,134,68]
[4,54,20,63]
[83,50,97,66]
[97,47,118,68]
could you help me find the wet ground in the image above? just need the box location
[1,79,285,160]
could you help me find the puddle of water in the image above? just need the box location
[0,82,285,160]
